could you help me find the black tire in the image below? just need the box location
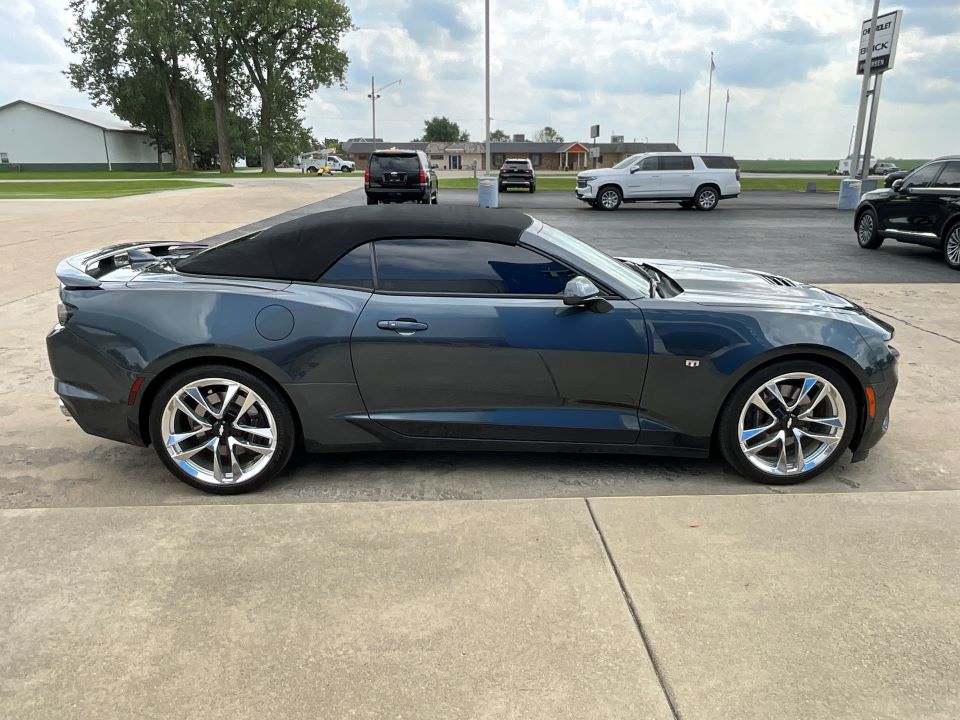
[431,192,438,205]
[148,365,296,494]
[717,359,857,486]
[498,184,506,193]
[366,196,378,205]
[597,185,622,211]
[694,185,720,211]
[856,208,883,249]
[529,183,536,194]
[679,200,694,210]
[944,221,960,270]
[306,166,317,174]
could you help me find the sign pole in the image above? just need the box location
[721,89,730,153]
[851,0,880,181]
[370,76,376,153]
[861,72,884,179]
[484,0,491,176]
[705,52,714,152]
[676,89,682,148]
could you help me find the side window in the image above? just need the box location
[902,163,943,190]
[636,156,660,171]
[374,239,577,295]
[317,243,374,288]
[661,156,694,171]
[933,162,960,188]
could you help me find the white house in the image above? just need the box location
[0,100,167,171]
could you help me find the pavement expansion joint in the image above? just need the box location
[869,308,960,346]
[584,497,683,720]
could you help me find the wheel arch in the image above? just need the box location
[137,348,302,447]
[854,202,877,229]
[940,212,960,244]
[694,181,721,197]
[710,345,869,454]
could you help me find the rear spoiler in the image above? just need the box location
[56,241,207,289]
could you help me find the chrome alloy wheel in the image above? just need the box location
[858,213,875,246]
[160,378,277,485]
[946,226,960,267]
[697,188,718,209]
[599,188,620,209]
[737,373,846,477]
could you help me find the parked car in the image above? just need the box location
[883,170,909,188]
[499,158,536,193]
[365,149,438,205]
[872,161,900,176]
[855,156,960,269]
[576,153,741,211]
[48,205,898,493]
[324,155,355,173]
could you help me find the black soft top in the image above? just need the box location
[177,205,535,282]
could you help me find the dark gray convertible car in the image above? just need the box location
[48,205,898,493]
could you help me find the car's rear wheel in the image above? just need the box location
[597,186,622,210]
[431,192,438,204]
[149,366,296,494]
[529,183,536,194]
[694,185,720,211]
[857,208,883,249]
[943,222,960,270]
[718,360,856,485]
[366,196,378,205]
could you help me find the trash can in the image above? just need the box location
[477,176,499,208]
[837,178,862,210]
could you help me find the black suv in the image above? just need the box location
[365,149,438,205]
[498,158,536,193]
[855,156,960,269]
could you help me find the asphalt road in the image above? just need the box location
[209,189,959,285]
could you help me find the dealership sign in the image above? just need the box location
[857,9,902,75]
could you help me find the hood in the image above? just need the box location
[578,167,620,178]
[619,257,861,311]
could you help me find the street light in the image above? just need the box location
[368,77,401,152]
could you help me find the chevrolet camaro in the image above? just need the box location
[48,205,899,493]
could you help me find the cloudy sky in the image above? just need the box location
[2,0,959,159]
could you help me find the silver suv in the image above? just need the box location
[576,152,741,211]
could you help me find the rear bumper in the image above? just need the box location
[365,186,430,202]
[500,176,534,187]
[47,324,147,446]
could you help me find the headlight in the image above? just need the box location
[580,176,596,183]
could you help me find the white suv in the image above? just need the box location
[576,152,741,211]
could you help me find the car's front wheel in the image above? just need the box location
[857,208,883,249]
[694,185,720,211]
[597,186,622,210]
[718,360,856,485]
[943,222,960,270]
[149,366,296,494]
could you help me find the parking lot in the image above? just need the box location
[3,181,959,719]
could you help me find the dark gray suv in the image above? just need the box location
[364,149,439,205]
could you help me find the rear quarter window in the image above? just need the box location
[699,156,739,169]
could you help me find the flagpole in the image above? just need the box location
[676,89,682,148]
[705,51,714,152]
[721,89,729,153]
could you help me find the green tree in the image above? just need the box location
[228,0,351,172]
[422,116,470,142]
[534,126,564,143]
[67,0,194,170]
[489,128,509,142]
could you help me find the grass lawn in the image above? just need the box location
[738,159,928,173]
[0,179,230,199]
[0,170,361,181]
[440,176,844,193]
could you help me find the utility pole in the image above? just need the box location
[676,89,682,148]
[368,76,401,153]
[721,89,730,153]
[484,0,491,175]
[851,0,880,181]
[705,51,715,151]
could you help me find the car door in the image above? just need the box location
[877,161,946,246]
[349,238,649,444]
[658,155,696,196]
[624,155,661,198]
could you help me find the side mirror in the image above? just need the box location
[629,165,642,174]
[892,179,904,192]
[563,276,612,313]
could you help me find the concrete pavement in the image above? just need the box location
[2,180,959,718]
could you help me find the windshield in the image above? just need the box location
[535,222,651,298]
[612,154,644,170]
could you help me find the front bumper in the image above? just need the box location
[851,347,899,462]
[47,324,147,446]
[575,184,596,200]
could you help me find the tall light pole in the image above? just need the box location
[368,76,401,152]
[484,0,491,175]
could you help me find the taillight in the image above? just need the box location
[736,166,741,181]
[419,167,427,184]
[57,301,76,326]
[364,165,370,182]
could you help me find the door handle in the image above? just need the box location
[377,319,429,334]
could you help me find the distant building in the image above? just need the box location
[340,138,681,171]
[0,100,168,171]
